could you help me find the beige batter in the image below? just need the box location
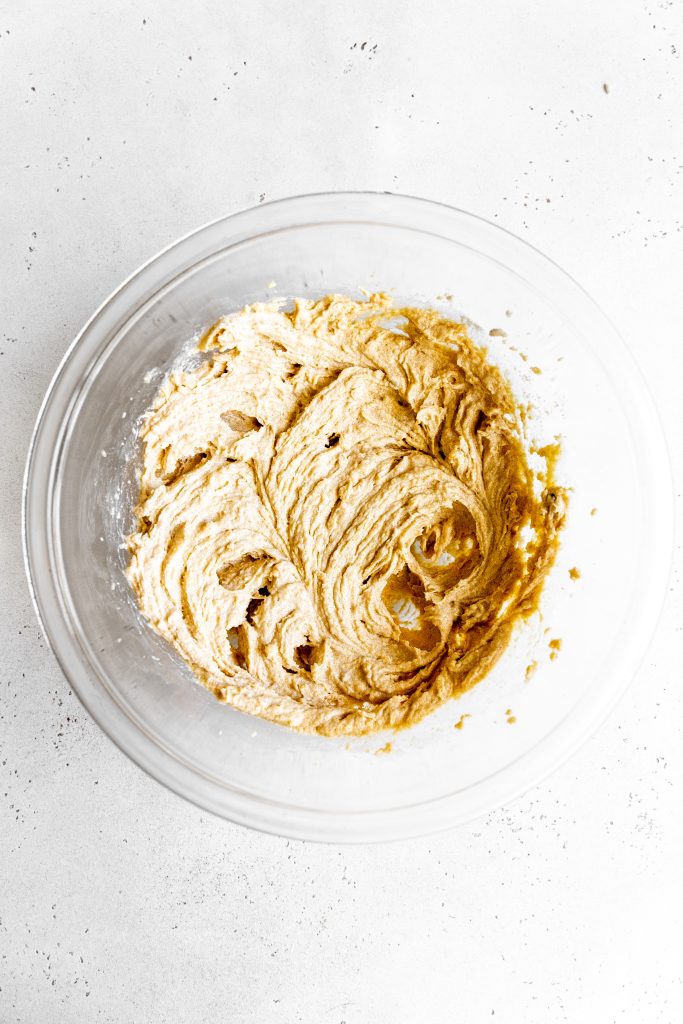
[127,294,566,736]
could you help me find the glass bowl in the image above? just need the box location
[23,192,673,842]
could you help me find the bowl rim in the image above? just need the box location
[22,190,675,843]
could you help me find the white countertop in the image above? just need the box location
[2,1,682,1020]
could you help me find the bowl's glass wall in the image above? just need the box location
[26,195,671,839]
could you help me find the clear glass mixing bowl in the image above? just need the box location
[23,192,673,842]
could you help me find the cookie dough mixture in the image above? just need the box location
[128,294,566,736]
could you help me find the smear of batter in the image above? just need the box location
[127,294,566,735]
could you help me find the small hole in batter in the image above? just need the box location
[162,450,209,486]
[474,410,489,433]
[294,643,315,672]
[285,362,302,380]
[227,627,246,669]
[245,598,262,625]
[221,410,263,432]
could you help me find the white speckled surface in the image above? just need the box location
[2,1,683,1020]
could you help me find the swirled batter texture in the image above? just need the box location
[128,295,566,735]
